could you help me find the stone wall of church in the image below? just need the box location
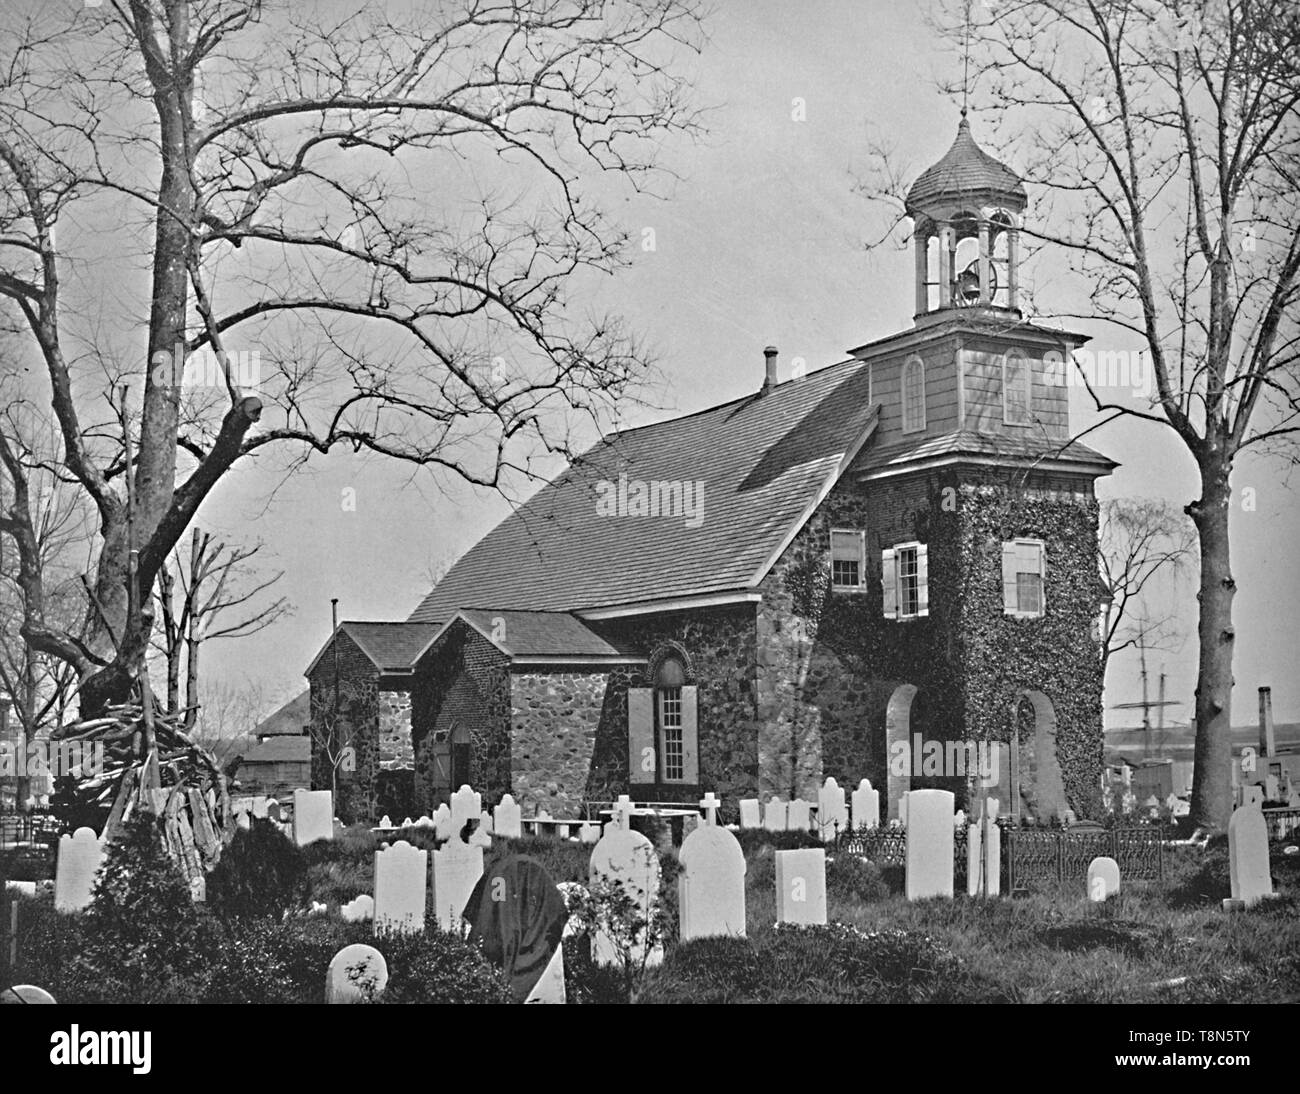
[758,460,1104,820]
[597,604,759,811]
[377,689,414,769]
[410,624,511,813]
[509,671,611,816]
[307,629,380,824]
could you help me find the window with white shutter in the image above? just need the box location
[883,542,929,620]
[1001,539,1046,617]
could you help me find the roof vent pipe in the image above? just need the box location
[763,345,779,391]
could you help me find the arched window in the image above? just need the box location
[902,357,926,433]
[655,656,687,781]
[1002,350,1032,425]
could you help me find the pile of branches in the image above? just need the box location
[54,700,233,889]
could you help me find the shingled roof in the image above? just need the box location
[905,117,1027,212]
[305,620,439,676]
[858,429,1117,476]
[425,609,645,662]
[408,359,880,623]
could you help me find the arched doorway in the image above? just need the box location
[1015,690,1066,821]
[885,684,918,820]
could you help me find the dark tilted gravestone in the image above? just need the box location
[463,854,567,1003]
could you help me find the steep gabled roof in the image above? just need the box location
[254,690,310,737]
[423,609,645,663]
[304,621,439,676]
[408,360,879,622]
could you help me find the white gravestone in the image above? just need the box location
[589,827,662,968]
[984,798,1001,897]
[1087,856,1121,902]
[1,984,57,1004]
[763,798,788,833]
[524,945,567,1004]
[787,799,813,832]
[578,821,600,844]
[341,894,374,923]
[678,825,747,940]
[1228,803,1274,907]
[775,848,827,925]
[738,799,762,829]
[432,835,485,932]
[373,840,427,935]
[450,784,482,839]
[325,943,389,1004]
[292,789,334,847]
[54,827,103,913]
[433,803,455,841]
[817,778,848,842]
[851,778,880,831]
[966,820,983,897]
[904,789,955,901]
[493,794,522,839]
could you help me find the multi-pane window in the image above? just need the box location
[881,542,929,620]
[659,687,683,781]
[897,545,920,616]
[1002,539,1046,618]
[831,529,866,591]
[902,357,926,433]
[1003,351,1032,425]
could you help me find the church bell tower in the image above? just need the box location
[905,113,1027,321]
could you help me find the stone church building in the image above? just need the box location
[306,117,1115,826]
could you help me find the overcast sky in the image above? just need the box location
[179,0,1300,727]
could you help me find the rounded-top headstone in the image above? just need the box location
[1087,856,1121,902]
[1,984,57,1005]
[325,943,389,1004]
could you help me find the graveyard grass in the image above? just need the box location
[9,818,1299,1004]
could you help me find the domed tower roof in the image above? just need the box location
[905,116,1027,216]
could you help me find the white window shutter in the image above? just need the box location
[1001,542,1019,615]
[881,549,898,619]
[681,686,699,784]
[915,544,930,617]
[628,687,655,784]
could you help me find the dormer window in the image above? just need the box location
[1003,350,1032,425]
[902,357,926,433]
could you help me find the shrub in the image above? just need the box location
[826,854,890,904]
[375,925,513,1004]
[1164,837,1231,908]
[207,820,308,920]
[27,814,220,1003]
[638,922,1002,1004]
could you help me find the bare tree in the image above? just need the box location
[307,681,365,816]
[153,527,290,730]
[0,401,95,807]
[1099,497,1197,680]
[0,0,705,782]
[861,0,1300,828]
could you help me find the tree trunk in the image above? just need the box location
[1188,454,1235,831]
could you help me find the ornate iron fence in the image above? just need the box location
[835,823,1166,889]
